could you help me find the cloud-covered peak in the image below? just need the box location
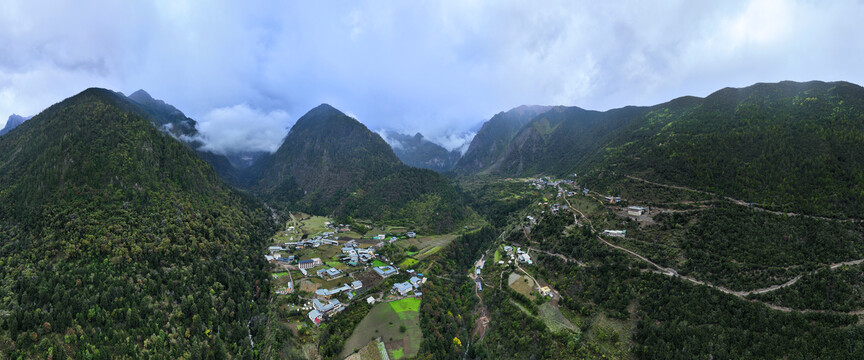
[195,104,292,155]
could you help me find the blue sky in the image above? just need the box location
[1,0,863,154]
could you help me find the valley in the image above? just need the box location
[2,81,864,359]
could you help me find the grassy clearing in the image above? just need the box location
[493,249,501,263]
[372,260,388,267]
[399,258,418,268]
[341,301,423,359]
[343,340,385,360]
[301,216,331,235]
[538,303,577,333]
[389,298,421,314]
[508,273,537,300]
[390,347,404,359]
[272,272,289,279]
[415,246,442,260]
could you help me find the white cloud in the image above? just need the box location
[1,0,863,143]
[375,129,403,150]
[196,104,291,154]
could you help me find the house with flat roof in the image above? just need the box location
[351,280,363,289]
[392,282,413,296]
[298,258,323,269]
[373,265,398,278]
[602,230,626,238]
[406,232,416,238]
[628,206,647,216]
[316,268,343,279]
[308,309,323,325]
[409,276,423,288]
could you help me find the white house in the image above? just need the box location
[627,206,647,216]
[602,230,626,238]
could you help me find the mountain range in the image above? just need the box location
[456,81,864,218]
[2,80,864,358]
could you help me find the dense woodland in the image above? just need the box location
[0,90,275,358]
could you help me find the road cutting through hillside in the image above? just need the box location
[556,186,864,316]
[624,175,864,223]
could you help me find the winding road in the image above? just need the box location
[555,185,864,316]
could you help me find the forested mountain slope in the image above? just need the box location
[473,81,864,218]
[0,88,274,358]
[250,104,475,233]
[454,105,552,174]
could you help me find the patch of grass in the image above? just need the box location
[415,246,441,260]
[325,261,343,268]
[538,303,578,333]
[389,298,421,314]
[390,347,404,359]
[372,260,388,267]
[301,216,331,235]
[494,249,501,263]
[405,251,419,256]
[399,258,418,268]
[341,301,423,359]
[508,273,537,300]
[272,272,289,279]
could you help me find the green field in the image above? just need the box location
[399,258,418,268]
[302,216,331,235]
[372,260,388,267]
[272,272,289,279]
[389,298,421,314]
[341,300,423,359]
[415,246,441,260]
[493,249,501,263]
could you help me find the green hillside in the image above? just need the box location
[454,105,552,174]
[251,104,476,233]
[469,81,864,218]
[0,88,274,358]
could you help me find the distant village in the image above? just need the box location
[264,219,426,326]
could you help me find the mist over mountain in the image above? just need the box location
[378,131,463,172]
[454,105,554,174]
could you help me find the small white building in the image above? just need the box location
[602,230,627,238]
[367,296,375,305]
[627,206,647,216]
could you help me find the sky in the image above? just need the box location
[1,0,863,154]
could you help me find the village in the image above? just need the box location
[261,212,473,359]
[270,176,660,359]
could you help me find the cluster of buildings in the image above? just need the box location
[504,246,532,265]
[308,298,346,325]
[526,177,574,189]
[391,273,425,297]
[340,241,376,266]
